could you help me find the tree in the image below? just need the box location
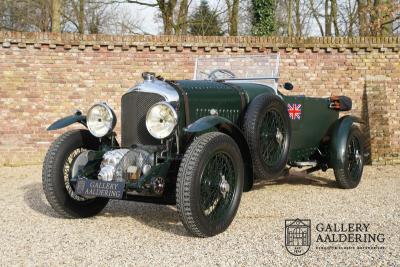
[124,0,190,35]
[189,0,222,36]
[287,0,293,35]
[295,0,301,35]
[52,0,61,32]
[338,0,358,36]
[309,0,324,35]
[251,0,276,36]
[0,0,52,32]
[225,0,239,35]
[356,0,400,36]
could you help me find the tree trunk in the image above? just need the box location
[159,0,176,35]
[52,0,61,32]
[288,0,293,36]
[325,0,332,36]
[295,0,301,36]
[78,0,84,34]
[226,0,239,36]
[176,0,188,35]
[331,0,340,36]
[357,0,367,35]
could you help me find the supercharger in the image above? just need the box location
[97,148,154,182]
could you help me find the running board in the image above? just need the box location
[290,161,318,168]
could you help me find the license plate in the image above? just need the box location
[75,179,125,199]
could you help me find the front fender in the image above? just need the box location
[184,116,254,192]
[47,110,87,131]
[328,115,364,169]
[184,116,233,133]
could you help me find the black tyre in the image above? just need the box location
[42,129,109,218]
[334,126,364,189]
[176,132,244,237]
[243,94,291,179]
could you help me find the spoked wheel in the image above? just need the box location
[260,109,287,167]
[334,126,364,189]
[200,152,236,219]
[243,94,291,179]
[42,130,109,218]
[176,132,244,237]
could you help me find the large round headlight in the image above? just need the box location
[146,102,178,139]
[87,103,116,138]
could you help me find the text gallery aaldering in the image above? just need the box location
[285,219,385,256]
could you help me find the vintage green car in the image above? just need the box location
[43,55,364,237]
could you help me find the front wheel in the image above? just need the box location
[334,126,364,189]
[42,130,109,218]
[176,132,244,237]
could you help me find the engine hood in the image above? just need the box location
[172,80,275,125]
[173,80,243,124]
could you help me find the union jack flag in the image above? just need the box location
[288,103,302,120]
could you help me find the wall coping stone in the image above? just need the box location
[0,31,399,51]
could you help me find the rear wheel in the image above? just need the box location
[334,126,364,189]
[42,130,109,218]
[243,94,291,179]
[176,132,244,237]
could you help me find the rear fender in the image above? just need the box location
[47,110,87,131]
[185,116,253,191]
[328,115,364,169]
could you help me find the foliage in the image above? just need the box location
[251,0,276,36]
[189,0,223,36]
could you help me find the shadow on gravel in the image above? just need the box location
[252,174,338,191]
[23,182,189,236]
[22,183,64,218]
[101,200,189,237]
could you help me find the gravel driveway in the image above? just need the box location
[0,165,398,266]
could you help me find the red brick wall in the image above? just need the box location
[0,32,399,165]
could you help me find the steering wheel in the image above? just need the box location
[208,69,236,80]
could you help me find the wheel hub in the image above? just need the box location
[276,128,283,144]
[355,149,361,162]
[219,175,230,198]
[71,150,91,181]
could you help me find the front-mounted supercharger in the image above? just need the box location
[42,55,365,237]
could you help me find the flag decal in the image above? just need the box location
[288,103,302,120]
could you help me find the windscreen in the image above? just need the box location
[193,54,280,83]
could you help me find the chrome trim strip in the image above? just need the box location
[127,79,179,102]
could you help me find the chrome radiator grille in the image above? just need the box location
[121,91,164,147]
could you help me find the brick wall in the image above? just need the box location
[0,31,399,165]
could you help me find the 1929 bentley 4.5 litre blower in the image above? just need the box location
[43,55,364,237]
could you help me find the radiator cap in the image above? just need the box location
[142,72,155,81]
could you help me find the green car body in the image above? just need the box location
[44,56,365,237]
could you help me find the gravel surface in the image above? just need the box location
[0,165,398,266]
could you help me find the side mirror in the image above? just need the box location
[283,82,294,90]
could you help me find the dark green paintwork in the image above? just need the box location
[229,82,275,102]
[47,113,87,131]
[328,116,361,169]
[177,80,242,124]
[185,116,233,132]
[175,80,341,164]
[282,96,339,161]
